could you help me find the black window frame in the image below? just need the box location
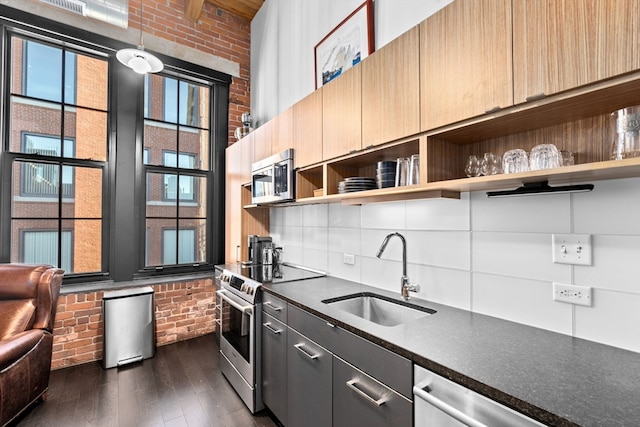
[0,6,230,285]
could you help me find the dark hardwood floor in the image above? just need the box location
[15,335,279,427]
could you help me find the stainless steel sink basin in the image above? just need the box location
[321,292,436,327]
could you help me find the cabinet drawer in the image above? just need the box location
[288,304,412,399]
[287,327,332,427]
[329,325,412,399]
[261,313,287,425]
[262,293,287,322]
[333,356,412,427]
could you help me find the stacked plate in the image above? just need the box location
[376,161,397,188]
[338,177,377,194]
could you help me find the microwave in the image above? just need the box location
[251,148,294,204]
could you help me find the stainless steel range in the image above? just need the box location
[216,262,325,414]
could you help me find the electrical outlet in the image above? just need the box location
[343,253,355,265]
[552,234,592,265]
[553,282,592,306]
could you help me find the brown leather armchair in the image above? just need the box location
[0,264,64,426]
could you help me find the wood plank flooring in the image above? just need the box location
[15,335,279,427]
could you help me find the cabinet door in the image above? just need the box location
[262,313,287,425]
[513,0,640,104]
[293,89,323,168]
[333,357,412,427]
[253,120,273,162]
[362,25,420,147]
[322,64,362,160]
[287,327,332,427]
[224,141,242,263]
[272,106,293,157]
[420,0,513,131]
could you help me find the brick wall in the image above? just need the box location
[133,0,251,143]
[52,278,215,369]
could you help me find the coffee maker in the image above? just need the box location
[246,235,273,265]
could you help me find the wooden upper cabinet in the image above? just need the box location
[253,119,273,163]
[322,64,362,161]
[271,106,293,156]
[420,0,513,131]
[513,0,640,104]
[362,25,420,147]
[293,89,323,168]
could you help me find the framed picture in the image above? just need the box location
[314,0,374,88]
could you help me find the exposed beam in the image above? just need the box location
[185,0,205,21]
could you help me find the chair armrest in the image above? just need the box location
[0,329,46,371]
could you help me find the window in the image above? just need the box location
[163,151,197,201]
[1,15,230,283]
[23,40,76,103]
[5,35,108,276]
[143,73,211,269]
[162,228,196,264]
[21,230,73,273]
[21,134,75,198]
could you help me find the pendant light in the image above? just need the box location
[116,0,163,74]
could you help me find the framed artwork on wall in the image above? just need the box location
[314,0,374,88]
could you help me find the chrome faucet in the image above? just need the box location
[376,232,420,300]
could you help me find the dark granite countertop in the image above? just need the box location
[261,276,640,427]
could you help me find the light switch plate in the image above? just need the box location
[552,234,592,265]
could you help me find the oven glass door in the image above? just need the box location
[252,165,274,200]
[217,289,254,365]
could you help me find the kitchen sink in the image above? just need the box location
[321,292,436,327]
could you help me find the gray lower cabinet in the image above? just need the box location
[287,327,332,427]
[261,312,287,425]
[333,356,412,427]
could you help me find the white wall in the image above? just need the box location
[250,0,452,125]
[270,178,640,353]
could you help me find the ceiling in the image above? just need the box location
[185,0,264,22]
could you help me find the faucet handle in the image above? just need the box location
[407,283,420,293]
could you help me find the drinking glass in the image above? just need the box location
[395,157,410,186]
[480,152,501,175]
[560,150,575,166]
[465,155,480,177]
[529,144,561,170]
[409,154,420,185]
[502,149,529,174]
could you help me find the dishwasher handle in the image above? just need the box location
[413,384,488,427]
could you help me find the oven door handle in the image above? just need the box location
[216,290,253,313]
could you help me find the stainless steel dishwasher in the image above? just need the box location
[413,365,546,427]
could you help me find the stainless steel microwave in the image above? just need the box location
[251,148,294,204]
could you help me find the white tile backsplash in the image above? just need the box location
[268,177,640,352]
[412,265,471,310]
[574,289,640,352]
[302,204,328,227]
[361,201,406,229]
[472,232,572,283]
[406,193,470,230]
[407,230,471,270]
[472,273,572,335]
[471,190,571,233]
[327,227,361,255]
[328,204,361,228]
[574,235,640,293]
[573,177,640,236]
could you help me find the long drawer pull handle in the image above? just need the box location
[413,385,488,427]
[294,343,319,360]
[263,322,282,335]
[346,379,386,407]
[264,301,282,312]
